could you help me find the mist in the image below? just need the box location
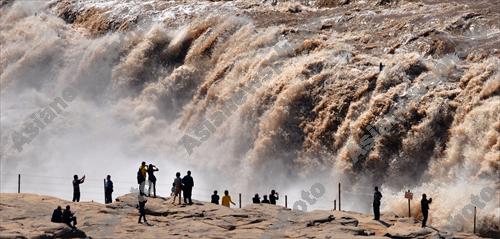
[0,0,498,234]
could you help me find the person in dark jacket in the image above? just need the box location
[182,171,194,205]
[252,194,261,204]
[269,190,279,205]
[62,205,77,228]
[51,206,63,223]
[373,186,382,220]
[138,191,148,224]
[261,195,270,204]
[147,164,159,197]
[104,175,113,204]
[421,194,432,227]
[72,175,85,202]
[211,190,220,204]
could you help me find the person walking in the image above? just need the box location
[172,172,182,205]
[72,175,85,202]
[104,175,113,204]
[147,164,159,197]
[373,186,382,220]
[421,194,432,227]
[182,171,194,205]
[211,190,220,204]
[269,190,279,205]
[62,205,77,228]
[221,190,236,208]
[138,191,148,224]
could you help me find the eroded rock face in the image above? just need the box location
[0,193,485,238]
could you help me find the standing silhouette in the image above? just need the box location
[147,164,159,197]
[373,186,382,220]
[421,194,432,227]
[269,190,279,205]
[172,172,182,205]
[104,175,113,204]
[182,171,194,205]
[211,190,220,205]
[72,175,85,202]
[138,162,148,193]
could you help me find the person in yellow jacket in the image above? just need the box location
[221,190,236,207]
[138,162,148,193]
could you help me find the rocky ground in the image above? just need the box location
[0,193,487,238]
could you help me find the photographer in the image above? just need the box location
[269,189,279,205]
[147,164,159,197]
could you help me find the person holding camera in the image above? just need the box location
[269,189,279,205]
[147,164,159,197]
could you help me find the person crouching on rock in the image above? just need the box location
[62,205,77,229]
[138,191,148,224]
[51,206,63,223]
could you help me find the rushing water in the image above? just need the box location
[0,0,498,235]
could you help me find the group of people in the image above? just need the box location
[135,162,160,224]
[72,174,115,204]
[63,169,434,228]
[210,190,236,207]
[135,162,195,224]
[137,162,159,198]
[373,186,432,227]
[170,171,194,205]
[252,190,279,205]
[51,205,78,229]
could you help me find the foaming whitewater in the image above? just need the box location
[0,0,498,236]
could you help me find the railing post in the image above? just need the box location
[334,200,336,210]
[103,179,106,203]
[18,174,21,193]
[338,182,341,211]
[285,195,287,208]
[239,193,242,208]
[473,206,476,234]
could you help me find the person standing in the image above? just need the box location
[182,171,194,205]
[138,191,148,224]
[221,190,236,208]
[172,172,182,205]
[147,164,159,197]
[138,162,148,193]
[373,186,382,220]
[269,190,279,205]
[104,175,113,204]
[421,194,432,227]
[72,175,85,202]
[211,190,220,204]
